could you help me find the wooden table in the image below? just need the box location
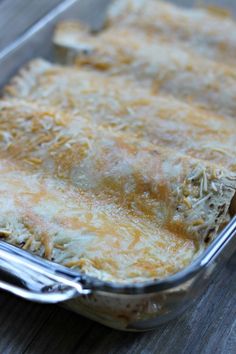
[0,1,235,353]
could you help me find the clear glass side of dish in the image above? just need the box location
[64,273,208,331]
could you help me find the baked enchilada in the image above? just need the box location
[5,59,236,173]
[54,20,236,117]
[108,0,236,66]
[0,0,236,284]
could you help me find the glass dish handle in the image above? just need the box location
[0,241,91,303]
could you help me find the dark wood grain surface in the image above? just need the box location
[0,1,235,353]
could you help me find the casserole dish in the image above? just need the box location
[0,0,235,331]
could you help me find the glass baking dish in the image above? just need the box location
[0,0,235,331]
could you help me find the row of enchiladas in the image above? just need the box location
[0,0,236,283]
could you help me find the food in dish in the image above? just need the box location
[5,58,236,173]
[0,0,236,284]
[108,0,236,66]
[54,20,236,117]
[0,98,235,282]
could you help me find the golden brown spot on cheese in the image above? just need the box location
[192,218,205,226]
[0,229,11,238]
[24,157,42,166]
[132,259,165,277]
[92,257,119,272]
[165,219,190,240]
[183,197,192,209]
[54,243,65,250]
[22,236,33,250]
[156,183,170,202]
[128,229,141,249]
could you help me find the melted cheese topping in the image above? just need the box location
[0,159,197,282]
[1,1,236,283]
[108,0,236,66]
[0,103,235,284]
[0,99,235,266]
[5,60,236,172]
[54,21,236,117]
